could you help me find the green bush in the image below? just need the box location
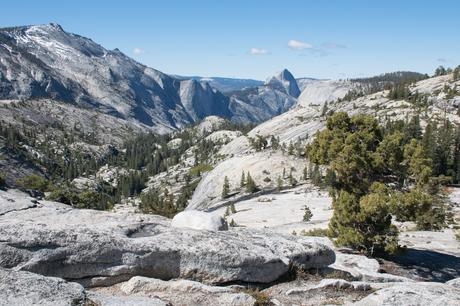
[17,174,53,192]
[46,188,113,211]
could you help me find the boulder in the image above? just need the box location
[0,268,86,306]
[0,190,335,287]
[171,210,228,231]
[352,282,460,306]
[118,276,255,305]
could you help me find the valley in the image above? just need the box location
[1,21,460,306]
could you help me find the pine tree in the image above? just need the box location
[303,166,309,180]
[222,176,230,199]
[311,164,322,186]
[240,171,246,188]
[229,203,236,214]
[303,206,313,222]
[229,219,237,227]
[246,172,258,193]
[321,101,328,116]
[276,176,283,191]
[289,169,297,186]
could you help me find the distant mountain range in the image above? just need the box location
[0,23,303,131]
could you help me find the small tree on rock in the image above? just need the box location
[303,206,313,222]
[222,176,230,199]
[246,172,258,193]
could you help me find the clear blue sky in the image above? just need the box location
[1,0,459,80]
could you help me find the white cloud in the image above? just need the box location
[132,48,145,55]
[288,39,313,50]
[249,47,269,55]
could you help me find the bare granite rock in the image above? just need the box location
[0,190,335,287]
[118,276,255,305]
[352,282,460,306]
[0,268,86,306]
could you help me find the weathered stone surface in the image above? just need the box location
[0,189,37,215]
[447,277,460,288]
[117,276,255,305]
[0,268,86,306]
[0,190,335,287]
[330,252,413,283]
[352,282,460,306]
[285,278,371,296]
[171,210,228,231]
[87,291,169,306]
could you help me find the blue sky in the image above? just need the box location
[1,0,459,80]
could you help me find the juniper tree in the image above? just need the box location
[307,112,399,254]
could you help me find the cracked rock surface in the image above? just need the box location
[0,190,335,287]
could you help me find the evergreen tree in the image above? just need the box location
[289,169,297,186]
[308,113,399,254]
[453,65,460,81]
[222,176,230,199]
[321,101,329,116]
[288,142,295,155]
[229,203,236,214]
[311,164,322,186]
[240,171,246,188]
[245,172,258,193]
[276,175,283,191]
[303,206,313,222]
[435,65,447,76]
[303,166,309,180]
[0,173,6,189]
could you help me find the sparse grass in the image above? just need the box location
[300,228,330,237]
[243,288,271,306]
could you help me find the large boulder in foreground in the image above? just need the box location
[0,268,86,306]
[171,210,228,231]
[0,190,335,287]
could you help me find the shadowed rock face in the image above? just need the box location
[0,190,335,287]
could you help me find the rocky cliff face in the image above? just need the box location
[0,24,303,130]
